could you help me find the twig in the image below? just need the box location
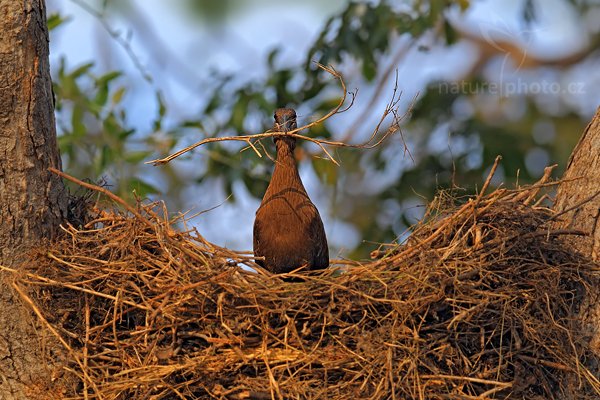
[420,374,512,387]
[342,39,416,142]
[49,167,154,229]
[145,63,348,166]
[514,164,557,205]
[0,265,152,311]
[549,188,600,222]
[146,63,409,167]
[478,155,502,200]
[83,295,90,400]
[517,354,571,371]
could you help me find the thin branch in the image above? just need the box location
[146,63,410,167]
[49,167,154,229]
[549,188,600,222]
[478,156,502,200]
[245,139,262,158]
[342,39,416,142]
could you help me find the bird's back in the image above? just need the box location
[253,108,329,273]
[254,184,328,273]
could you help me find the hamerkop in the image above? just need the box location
[253,108,329,273]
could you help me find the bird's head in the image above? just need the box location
[273,108,297,149]
[273,108,297,132]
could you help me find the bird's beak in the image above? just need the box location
[282,117,295,133]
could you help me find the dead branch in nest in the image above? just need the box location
[49,167,154,230]
[146,63,412,167]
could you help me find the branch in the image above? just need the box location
[477,155,502,200]
[49,167,154,229]
[146,63,410,167]
[341,38,417,143]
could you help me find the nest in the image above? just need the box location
[10,179,600,399]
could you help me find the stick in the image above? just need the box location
[478,155,502,200]
[145,63,410,167]
[49,167,154,229]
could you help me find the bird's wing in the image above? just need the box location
[252,217,264,267]
[310,211,329,269]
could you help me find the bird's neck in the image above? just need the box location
[270,139,303,189]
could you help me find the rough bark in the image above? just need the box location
[0,0,68,398]
[553,106,600,356]
[554,107,600,260]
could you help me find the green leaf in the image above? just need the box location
[94,85,109,108]
[96,71,122,86]
[308,122,332,140]
[429,0,445,24]
[103,114,123,138]
[47,13,70,31]
[158,91,166,117]
[71,62,94,78]
[267,48,280,68]
[153,91,166,131]
[59,73,81,99]
[362,59,377,81]
[57,135,73,156]
[98,145,113,172]
[318,97,343,112]
[118,129,136,140]
[112,87,126,104]
[443,18,457,45]
[94,72,121,108]
[181,120,203,129]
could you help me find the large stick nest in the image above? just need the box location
[13,180,600,399]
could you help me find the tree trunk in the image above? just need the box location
[554,107,600,260]
[553,106,600,356]
[0,0,68,398]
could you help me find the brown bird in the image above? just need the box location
[253,108,329,273]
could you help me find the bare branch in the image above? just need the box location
[342,39,417,142]
[478,155,503,200]
[147,62,410,167]
[49,167,154,229]
[243,139,263,158]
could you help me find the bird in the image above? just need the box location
[253,108,329,274]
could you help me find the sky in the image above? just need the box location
[45,0,598,255]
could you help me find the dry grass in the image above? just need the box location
[5,173,600,399]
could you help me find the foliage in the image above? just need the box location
[53,59,159,199]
